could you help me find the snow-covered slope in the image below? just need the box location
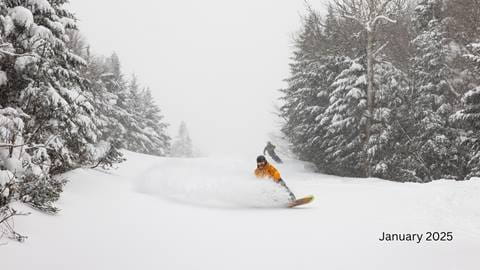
[3,151,480,270]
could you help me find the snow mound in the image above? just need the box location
[0,170,14,186]
[137,157,292,208]
[27,0,54,14]
[9,6,34,28]
[15,55,38,72]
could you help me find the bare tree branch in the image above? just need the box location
[372,15,397,25]
[344,14,367,28]
[373,41,390,56]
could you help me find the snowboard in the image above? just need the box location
[288,195,314,208]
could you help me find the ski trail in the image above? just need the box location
[131,153,480,241]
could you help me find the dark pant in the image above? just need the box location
[268,151,282,163]
[278,179,296,201]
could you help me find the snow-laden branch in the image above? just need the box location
[446,79,461,100]
[343,14,397,33]
[0,49,37,58]
[0,141,55,150]
[372,15,397,26]
[441,63,462,100]
[395,120,433,181]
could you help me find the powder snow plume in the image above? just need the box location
[136,157,293,208]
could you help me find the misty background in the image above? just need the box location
[69,0,323,156]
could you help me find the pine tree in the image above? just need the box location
[0,1,95,216]
[138,88,170,156]
[454,42,480,178]
[171,121,193,158]
[367,60,413,181]
[321,57,368,176]
[1,0,172,240]
[100,57,170,156]
[332,0,407,176]
[280,10,331,164]
[408,0,468,181]
[279,0,480,182]
[77,52,127,168]
[0,0,102,174]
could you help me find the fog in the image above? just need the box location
[69,0,323,156]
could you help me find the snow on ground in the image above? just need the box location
[2,151,480,270]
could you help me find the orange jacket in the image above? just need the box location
[255,163,281,182]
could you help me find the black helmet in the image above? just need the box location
[256,155,267,163]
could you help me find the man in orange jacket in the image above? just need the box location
[254,155,295,201]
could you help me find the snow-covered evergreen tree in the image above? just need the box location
[321,57,368,176]
[171,122,193,158]
[367,60,413,181]
[280,11,335,166]
[0,0,174,242]
[0,1,92,217]
[284,55,348,173]
[454,42,480,178]
[0,105,65,215]
[332,0,407,176]
[408,0,469,181]
[77,52,127,168]
[0,1,171,240]
[281,6,411,178]
[0,0,102,174]
[138,88,170,156]
[280,1,480,182]
[100,58,170,156]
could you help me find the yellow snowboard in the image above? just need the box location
[288,195,314,208]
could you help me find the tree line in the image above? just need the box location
[280,0,480,182]
[0,0,170,241]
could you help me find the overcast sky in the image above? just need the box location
[69,0,323,157]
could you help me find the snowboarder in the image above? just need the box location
[254,155,295,201]
[263,141,282,163]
